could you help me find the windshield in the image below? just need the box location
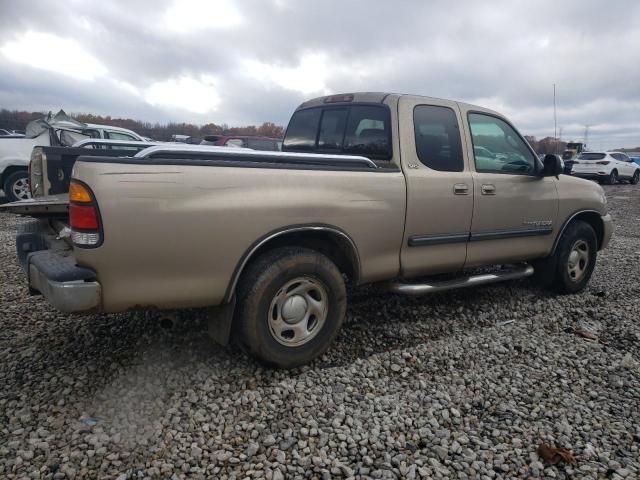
[577,153,606,160]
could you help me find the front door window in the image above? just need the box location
[468,113,537,174]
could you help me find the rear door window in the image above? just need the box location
[413,105,464,171]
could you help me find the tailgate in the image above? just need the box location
[0,194,69,218]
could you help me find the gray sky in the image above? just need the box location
[1,0,638,149]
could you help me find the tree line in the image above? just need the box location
[0,109,284,141]
[2,108,637,152]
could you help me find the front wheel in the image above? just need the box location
[631,170,640,185]
[235,247,346,368]
[3,170,31,202]
[546,220,597,294]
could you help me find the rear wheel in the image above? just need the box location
[605,169,618,185]
[3,170,31,202]
[631,170,640,185]
[234,247,346,368]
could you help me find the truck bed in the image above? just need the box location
[69,146,406,311]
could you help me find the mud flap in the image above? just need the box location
[207,296,236,346]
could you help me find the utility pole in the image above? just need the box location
[553,84,558,154]
[584,124,592,150]
[559,126,563,154]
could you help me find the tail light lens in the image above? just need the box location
[29,147,45,197]
[596,161,610,165]
[69,180,102,247]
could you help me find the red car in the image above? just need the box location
[201,135,282,151]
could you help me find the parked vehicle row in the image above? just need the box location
[2,111,286,202]
[2,92,612,368]
[0,111,146,202]
[568,151,640,185]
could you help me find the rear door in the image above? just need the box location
[613,153,635,177]
[399,97,473,277]
[460,107,558,266]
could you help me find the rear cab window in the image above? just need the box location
[283,104,392,161]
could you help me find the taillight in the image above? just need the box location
[29,147,45,197]
[596,161,610,165]
[69,180,102,247]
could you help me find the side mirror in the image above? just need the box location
[542,154,563,178]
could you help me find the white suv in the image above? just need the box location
[570,151,640,185]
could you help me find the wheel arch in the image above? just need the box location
[224,224,361,302]
[1,164,28,187]
[551,209,605,254]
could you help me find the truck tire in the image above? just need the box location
[3,170,31,202]
[235,247,346,368]
[536,220,597,294]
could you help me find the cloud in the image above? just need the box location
[144,75,220,114]
[163,0,243,33]
[0,0,638,148]
[1,31,107,81]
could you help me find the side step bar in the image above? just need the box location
[389,264,534,296]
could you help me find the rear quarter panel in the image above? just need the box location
[72,161,406,312]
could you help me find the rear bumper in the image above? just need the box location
[17,221,102,313]
[571,172,607,180]
[600,213,613,250]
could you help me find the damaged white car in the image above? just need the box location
[0,110,146,202]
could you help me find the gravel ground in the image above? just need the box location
[1,184,639,480]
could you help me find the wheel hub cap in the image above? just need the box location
[567,240,589,282]
[281,295,308,324]
[268,277,328,347]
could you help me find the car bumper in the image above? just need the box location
[571,172,607,180]
[600,213,613,250]
[17,222,102,313]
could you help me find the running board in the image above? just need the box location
[389,264,534,296]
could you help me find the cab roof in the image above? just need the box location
[295,92,501,117]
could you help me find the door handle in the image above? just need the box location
[453,183,469,195]
[481,184,496,195]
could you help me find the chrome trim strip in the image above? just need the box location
[224,225,361,303]
[72,139,156,148]
[135,144,378,169]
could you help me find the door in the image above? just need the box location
[461,109,558,266]
[399,97,473,277]
[614,153,636,177]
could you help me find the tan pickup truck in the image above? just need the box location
[5,92,612,368]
